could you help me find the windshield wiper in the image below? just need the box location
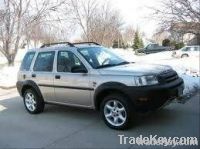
[96,64,117,69]
[96,61,130,69]
[115,61,130,66]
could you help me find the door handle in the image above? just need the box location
[23,74,26,79]
[32,74,36,78]
[55,75,61,79]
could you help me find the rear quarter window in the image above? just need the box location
[20,52,35,71]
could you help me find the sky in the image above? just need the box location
[70,0,162,41]
[0,0,162,40]
[111,0,161,38]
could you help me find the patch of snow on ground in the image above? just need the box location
[0,64,20,88]
[0,48,26,88]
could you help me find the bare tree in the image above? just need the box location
[89,2,123,46]
[122,25,136,46]
[151,0,200,44]
[69,0,123,47]
[0,0,66,65]
[70,0,98,41]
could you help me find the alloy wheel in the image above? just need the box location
[104,100,127,127]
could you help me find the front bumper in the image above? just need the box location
[126,78,184,112]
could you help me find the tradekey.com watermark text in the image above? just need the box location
[118,135,198,147]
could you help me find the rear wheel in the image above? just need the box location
[23,89,44,114]
[100,94,132,130]
[181,54,189,58]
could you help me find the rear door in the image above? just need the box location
[31,51,55,101]
[53,50,92,107]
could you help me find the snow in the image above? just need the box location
[0,48,27,65]
[0,64,20,88]
[0,48,199,98]
[0,48,26,88]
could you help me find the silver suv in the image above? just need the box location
[17,42,184,130]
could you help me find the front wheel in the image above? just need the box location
[100,94,132,130]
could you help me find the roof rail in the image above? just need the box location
[40,42,74,48]
[73,42,100,46]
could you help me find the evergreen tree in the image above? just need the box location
[139,38,144,48]
[132,30,144,50]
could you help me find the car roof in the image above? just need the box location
[27,42,102,52]
[185,45,200,47]
[28,46,73,52]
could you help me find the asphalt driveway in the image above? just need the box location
[0,90,199,149]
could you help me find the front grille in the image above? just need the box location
[157,70,179,83]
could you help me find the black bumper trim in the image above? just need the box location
[125,78,184,112]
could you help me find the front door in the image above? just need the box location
[53,51,93,107]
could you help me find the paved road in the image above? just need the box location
[0,91,199,149]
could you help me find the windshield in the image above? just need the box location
[78,47,129,69]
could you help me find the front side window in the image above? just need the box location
[57,51,85,72]
[78,47,129,69]
[20,52,35,71]
[33,51,55,72]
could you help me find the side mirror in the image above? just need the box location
[71,66,88,73]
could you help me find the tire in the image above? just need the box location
[23,89,44,114]
[100,94,132,130]
[181,54,189,58]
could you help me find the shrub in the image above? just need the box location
[175,42,184,49]
[112,40,118,48]
[162,39,171,47]
[170,41,184,50]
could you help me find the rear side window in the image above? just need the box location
[20,52,35,71]
[33,51,55,72]
[194,47,200,51]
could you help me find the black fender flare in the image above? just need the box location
[16,80,43,99]
[94,82,131,110]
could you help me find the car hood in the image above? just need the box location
[98,63,172,76]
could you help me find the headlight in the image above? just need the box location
[134,75,158,86]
